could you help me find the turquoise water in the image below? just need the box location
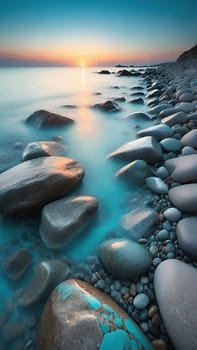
[0,67,152,260]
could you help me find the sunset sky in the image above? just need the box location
[0,0,197,66]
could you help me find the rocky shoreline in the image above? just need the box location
[0,59,197,349]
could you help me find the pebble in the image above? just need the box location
[155,166,169,179]
[149,246,158,257]
[157,230,169,241]
[163,207,182,222]
[153,258,162,266]
[133,293,150,309]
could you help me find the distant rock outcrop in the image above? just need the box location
[177,44,197,63]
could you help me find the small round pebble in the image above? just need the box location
[153,258,161,266]
[133,293,150,309]
[157,229,169,241]
[163,207,182,222]
[155,166,169,179]
[149,246,158,257]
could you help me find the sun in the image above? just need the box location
[80,62,85,67]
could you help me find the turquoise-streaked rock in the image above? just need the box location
[165,154,197,183]
[136,124,173,140]
[0,156,84,216]
[160,138,182,153]
[115,159,151,184]
[121,207,160,240]
[22,141,68,161]
[169,184,197,212]
[25,109,74,128]
[37,279,154,350]
[99,239,152,280]
[40,196,99,249]
[145,177,168,195]
[176,217,197,260]
[108,136,163,164]
[154,260,197,350]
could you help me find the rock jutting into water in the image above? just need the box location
[22,141,68,161]
[36,279,154,350]
[0,156,84,215]
[92,100,121,112]
[40,195,99,249]
[25,109,74,128]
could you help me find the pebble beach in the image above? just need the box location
[0,47,197,350]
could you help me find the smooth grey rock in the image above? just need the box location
[137,124,173,140]
[22,141,67,161]
[125,112,150,120]
[0,157,84,216]
[157,229,169,241]
[169,184,197,212]
[181,129,197,149]
[37,279,154,350]
[129,97,144,104]
[25,109,74,128]
[177,217,197,260]
[154,259,197,350]
[159,107,181,119]
[146,89,161,98]
[4,248,32,281]
[181,146,197,156]
[160,138,182,152]
[115,159,151,184]
[92,100,120,112]
[176,102,196,113]
[188,111,197,121]
[121,207,160,240]
[40,196,99,249]
[161,111,187,126]
[108,136,163,164]
[179,93,195,102]
[148,103,172,115]
[99,239,152,280]
[133,294,150,310]
[165,154,197,183]
[155,166,169,179]
[145,177,168,194]
[163,207,182,222]
[18,260,69,307]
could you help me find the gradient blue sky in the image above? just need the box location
[0,0,197,66]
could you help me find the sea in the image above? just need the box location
[0,66,153,348]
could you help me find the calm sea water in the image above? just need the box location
[0,67,153,336]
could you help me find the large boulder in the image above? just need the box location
[161,111,187,126]
[176,217,197,260]
[37,279,154,350]
[165,154,197,183]
[40,196,99,249]
[121,207,160,240]
[154,259,197,350]
[108,136,163,164]
[25,110,74,128]
[99,238,152,280]
[18,260,69,307]
[0,157,84,216]
[115,159,151,184]
[22,141,68,161]
[169,184,197,212]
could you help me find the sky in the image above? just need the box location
[0,0,197,66]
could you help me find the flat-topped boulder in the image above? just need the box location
[92,100,120,112]
[137,124,173,140]
[125,112,150,120]
[176,217,197,260]
[40,196,99,249]
[154,259,197,350]
[181,129,197,149]
[37,279,154,350]
[108,136,163,164]
[0,156,84,216]
[121,207,160,240]
[25,109,74,128]
[165,154,197,183]
[22,141,68,161]
[161,111,187,126]
[99,238,152,280]
[115,159,151,184]
[169,184,197,212]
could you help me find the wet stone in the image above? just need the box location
[4,248,32,281]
